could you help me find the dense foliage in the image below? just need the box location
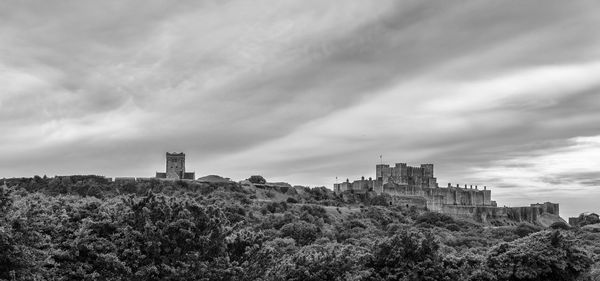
[0,176,598,280]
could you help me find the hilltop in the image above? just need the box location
[0,175,598,280]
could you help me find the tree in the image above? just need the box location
[549,221,571,230]
[113,194,233,280]
[267,242,372,281]
[370,229,446,280]
[0,184,12,216]
[576,213,600,227]
[248,175,266,184]
[486,230,594,281]
[241,238,297,281]
[280,221,320,245]
[514,223,541,238]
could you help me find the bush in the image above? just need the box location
[486,230,594,281]
[265,191,276,198]
[550,221,571,230]
[268,242,372,280]
[514,223,541,238]
[286,197,298,204]
[446,223,461,232]
[264,202,287,214]
[577,213,600,227]
[300,205,330,223]
[248,175,266,184]
[370,229,446,280]
[416,212,456,227]
[280,221,320,245]
[369,194,392,206]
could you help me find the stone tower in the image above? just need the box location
[166,152,186,179]
[156,152,195,180]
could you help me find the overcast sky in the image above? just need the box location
[1,0,600,218]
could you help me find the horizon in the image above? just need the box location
[1,155,592,220]
[2,1,600,220]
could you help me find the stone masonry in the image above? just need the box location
[156,152,195,180]
[334,162,560,224]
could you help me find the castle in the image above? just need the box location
[334,162,561,225]
[155,152,195,180]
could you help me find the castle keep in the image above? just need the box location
[334,162,561,225]
[155,152,195,180]
[376,163,438,189]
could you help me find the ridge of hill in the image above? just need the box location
[0,175,599,280]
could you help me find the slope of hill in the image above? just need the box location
[0,176,598,280]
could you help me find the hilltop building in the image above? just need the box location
[334,162,561,225]
[155,152,195,180]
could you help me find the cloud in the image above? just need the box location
[1,1,600,218]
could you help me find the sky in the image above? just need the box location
[1,0,600,219]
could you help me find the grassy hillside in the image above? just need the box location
[0,176,599,280]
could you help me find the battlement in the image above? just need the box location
[338,162,494,207]
[334,160,561,225]
[375,162,438,188]
[156,152,195,180]
[446,182,488,190]
[334,161,561,225]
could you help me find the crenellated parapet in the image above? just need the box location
[334,161,561,225]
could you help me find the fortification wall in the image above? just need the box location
[506,206,541,222]
[440,204,563,226]
[340,161,561,226]
[388,195,428,209]
[441,205,510,223]
[382,183,491,207]
[530,202,559,215]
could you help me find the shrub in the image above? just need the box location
[486,230,594,281]
[369,194,392,206]
[446,223,461,232]
[286,197,298,204]
[280,221,320,245]
[264,202,287,214]
[300,205,330,223]
[577,213,600,227]
[248,175,266,184]
[267,242,372,280]
[514,223,541,238]
[370,229,446,280]
[265,191,276,198]
[550,221,571,230]
[416,212,456,227]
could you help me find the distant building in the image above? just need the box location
[156,152,195,180]
[333,176,373,194]
[334,161,561,225]
[569,212,600,226]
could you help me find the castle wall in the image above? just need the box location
[506,206,540,222]
[336,161,560,226]
[389,195,428,209]
[334,182,352,193]
[441,205,510,223]
[530,202,559,215]
[381,183,491,207]
[183,172,195,180]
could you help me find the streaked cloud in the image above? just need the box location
[1,0,599,218]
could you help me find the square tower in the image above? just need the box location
[156,152,195,180]
[166,152,186,179]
